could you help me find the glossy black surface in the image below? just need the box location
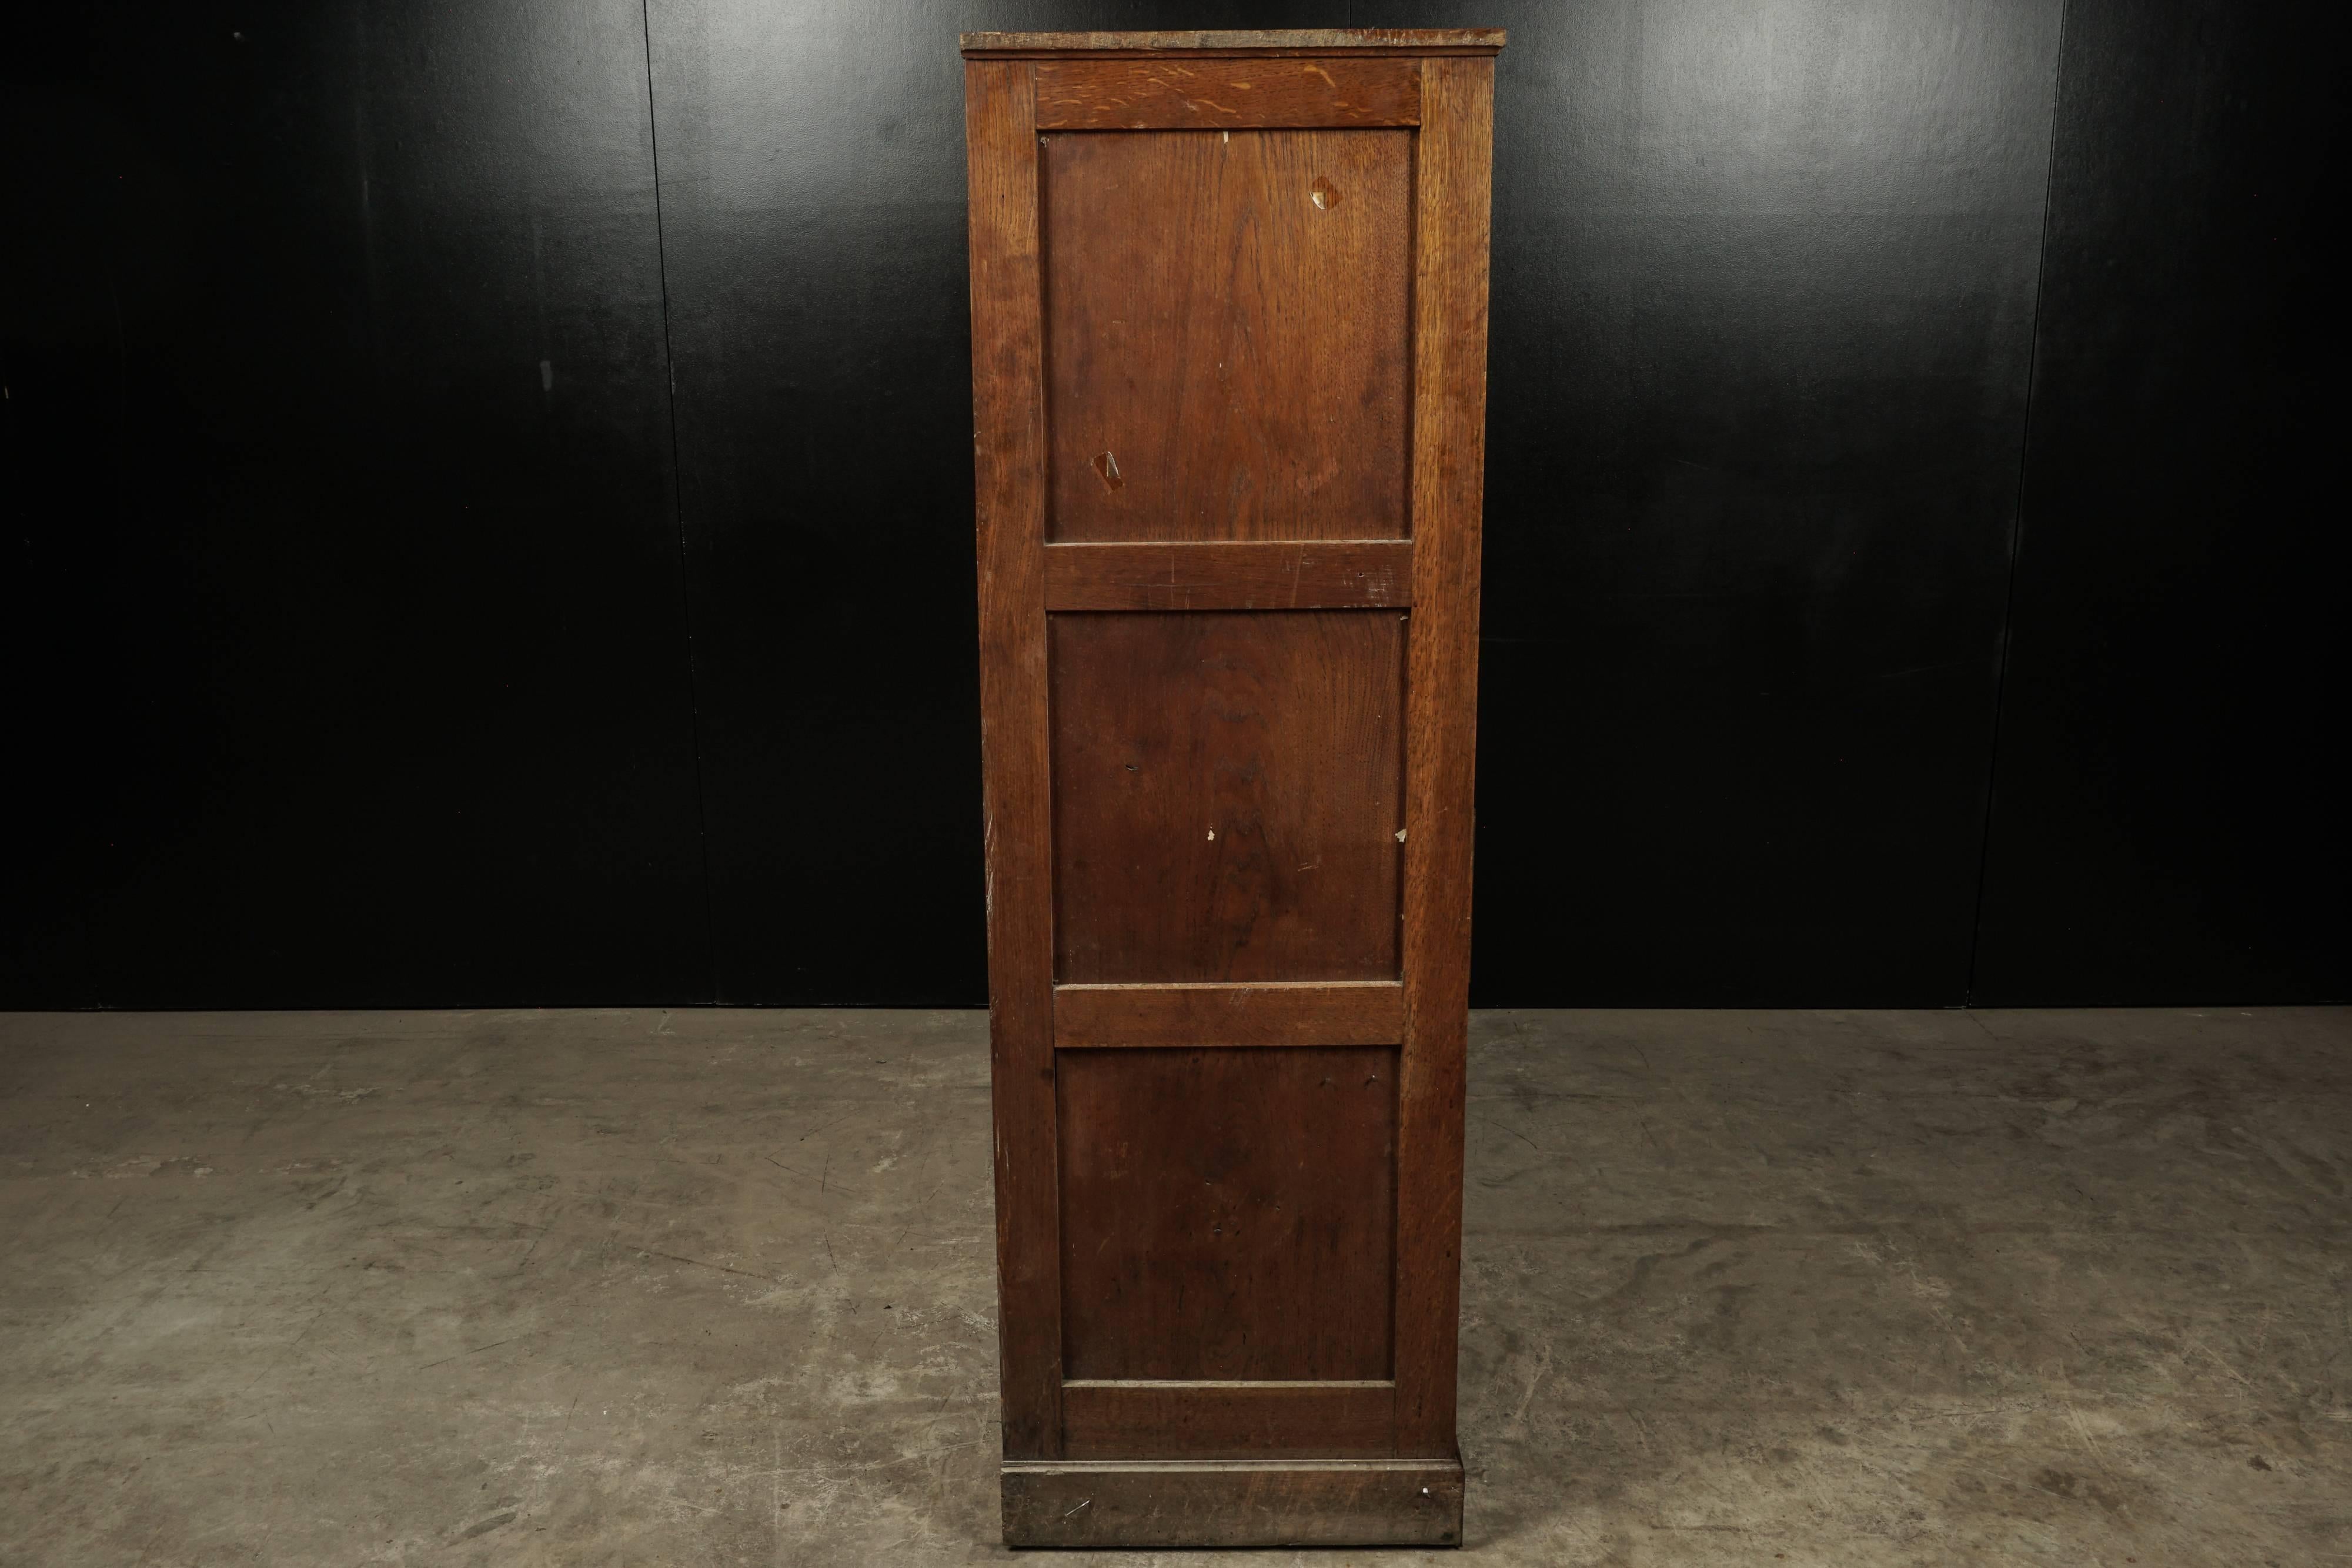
[4,2,2338,1006]
[1971,0,2348,1001]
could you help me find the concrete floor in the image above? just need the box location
[0,1008,2345,1566]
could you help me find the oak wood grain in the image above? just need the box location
[1057,1047,1397,1381]
[1053,980,1405,1047]
[1036,58,1419,129]
[1049,611,1405,984]
[1392,56,1493,1461]
[1044,540,1413,611]
[965,57,1061,1460]
[1043,129,1411,543]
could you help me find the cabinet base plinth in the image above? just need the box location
[1001,1457,1464,1548]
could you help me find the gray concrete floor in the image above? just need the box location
[0,1007,2346,1566]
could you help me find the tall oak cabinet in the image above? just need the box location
[962,28,1502,1549]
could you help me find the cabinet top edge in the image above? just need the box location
[960,29,1505,59]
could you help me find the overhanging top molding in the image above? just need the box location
[960,29,1505,60]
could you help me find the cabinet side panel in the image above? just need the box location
[967,58,1061,1459]
[1043,130,1412,542]
[1395,56,1491,1459]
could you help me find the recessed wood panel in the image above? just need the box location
[1058,1047,1398,1380]
[1050,611,1405,984]
[1042,130,1411,542]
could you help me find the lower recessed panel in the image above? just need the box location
[1058,1046,1398,1380]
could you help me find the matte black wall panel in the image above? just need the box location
[644,2,992,1004]
[1471,0,2062,1003]
[1971,0,2349,1002]
[1,3,709,1005]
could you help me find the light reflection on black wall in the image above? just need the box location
[1971,0,2347,1002]
[1474,0,2059,1002]
[3,1,2339,1005]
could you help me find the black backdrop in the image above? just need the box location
[5,1,2340,1008]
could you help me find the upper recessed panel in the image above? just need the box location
[1042,129,1412,542]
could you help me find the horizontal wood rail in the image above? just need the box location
[1044,539,1414,611]
[1053,980,1406,1047]
[1061,1380,1397,1460]
[1036,58,1421,129]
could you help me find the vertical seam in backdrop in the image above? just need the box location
[1966,0,2073,1007]
[639,0,723,1004]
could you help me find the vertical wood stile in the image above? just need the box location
[964,58,1061,1462]
[1395,54,1493,1459]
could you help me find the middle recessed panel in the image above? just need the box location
[1051,610,1405,983]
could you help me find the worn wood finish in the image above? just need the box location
[1049,611,1405,984]
[1035,58,1420,129]
[1394,55,1493,1460]
[1062,1381,1395,1460]
[1044,539,1414,611]
[967,30,1496,1546]
[964,58,1061,1461]
[1054,980,1405,1048]
[1043,129,1412,543]
[1057,1047,1397,1380]
[1002,1460,1465,1549]
[965,29,1505,58]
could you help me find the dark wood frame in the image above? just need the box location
[965,28,1499,1549]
